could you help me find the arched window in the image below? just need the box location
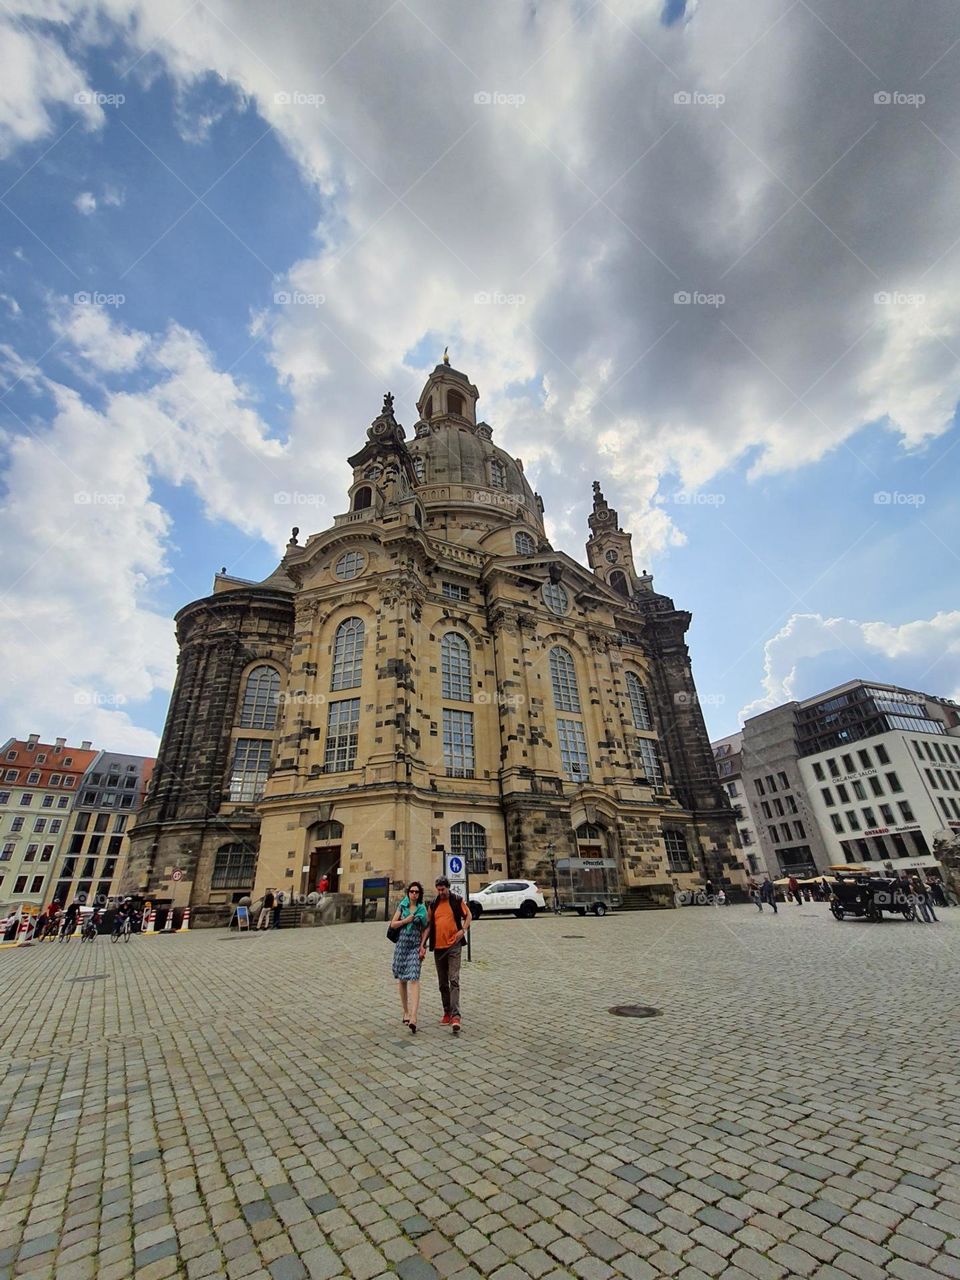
[576,822,604,844]
[448,390,464,416]
[626,672,652,730]
[211,843,256,888]
[238,666,280,729]
[352,486,372,510]
[550,646,580,713]
[451,821,486,873]
[609,570,629,596]
[441,632,472,701]
[515,530,535,555]
[425,396,434,417]
[490,459,506,489]
[331,617,364,690]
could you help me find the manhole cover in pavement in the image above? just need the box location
[562,935,586,938]
[66,975,107,983]
[608,1004,662,1018]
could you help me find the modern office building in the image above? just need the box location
[736,680,960,878]
[0,736,98,910]
[711,731,771,879]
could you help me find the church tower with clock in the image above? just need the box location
[124,357,741,921]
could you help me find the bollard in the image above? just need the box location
[177,907,191,932]
[144,908,156,934]
[15,913,33,946]
[162,909,174,933]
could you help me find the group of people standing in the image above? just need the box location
[389,875,471,1034]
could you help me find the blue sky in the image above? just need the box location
[1,1,958,754]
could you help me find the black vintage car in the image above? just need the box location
[830,873,917,922]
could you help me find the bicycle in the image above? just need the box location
[80,913,100,942]
[58,914,78,942]
[111,915,133,943]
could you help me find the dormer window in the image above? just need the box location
[447,390,464,416]
[352,487,372,511]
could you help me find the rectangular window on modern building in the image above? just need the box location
[827,758,840,778]
[754,778,765,796]
[107,836,123,856]
[863,807,876,827]
[852,780,866,800]
[68,834,84,854]
[831,813,843,833]
[897,801,915,823]
[885,772,903,793]
[760,801,771,819]
[879,805,894,824]
[768,825,779,843]
[845,811,860,831]
[75,812,90,832]
[773,798,784,816]
[857,750,871,769]
[841,755,854,773]
[94,813,109,833]
[635,737,662,787]
[926,768,937,789]
[14,875,27,893]
[443,708,476,778]
[10,817,23,832]
[786,795,798,814]
[869,776,883,797]
[812,762,825,781]
[821,787,834,806]
[766,774,777,792]
[31,874,47,893]
[778,771,789,789]
[41,845,53,862]
[228,738,273,802]
[324,699,361,774]
[836,784,850,803]
[114,815,127,833]
[794,821,806,839]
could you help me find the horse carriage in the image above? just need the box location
[829,872,916,922]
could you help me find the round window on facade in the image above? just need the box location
[335,551,365,580]
[605,549,618,563]
[542,582,569,615]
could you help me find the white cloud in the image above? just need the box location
[740,611,960,722]
[0,18,102,157]
[74,191,97,215]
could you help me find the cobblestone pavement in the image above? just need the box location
[1,904,959,1280]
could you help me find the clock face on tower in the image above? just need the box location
[604,549,618,563]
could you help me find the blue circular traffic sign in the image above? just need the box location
[448,856,463,875]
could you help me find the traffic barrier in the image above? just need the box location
[177,907,191,932]
[163,909,174,933]
[15,913,34,946]
[144,908,156,934]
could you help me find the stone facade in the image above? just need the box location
[127,360,741,919]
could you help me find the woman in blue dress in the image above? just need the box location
[391,882,427,1033]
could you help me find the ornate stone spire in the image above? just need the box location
[588,480,620,537]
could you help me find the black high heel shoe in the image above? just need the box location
[409,1022,417,1034]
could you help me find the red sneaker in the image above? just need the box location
[451,1017,461,1034]
[439,1013,452,1024]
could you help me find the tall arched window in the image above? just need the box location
[412,456,425,482]
[238,666,280,729]
[441,632,472,701]
[451,821,486,873]
[352,487,372,510]
[609,570,629,596]
[515,530,535,555]
[550,646,581,713]
[490,459,506,489]
[331,617,364,690]
[626,672,652,730]
[448,390,464,416]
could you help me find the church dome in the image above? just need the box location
[406,360,540,523]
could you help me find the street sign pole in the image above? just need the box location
[444,852,471,962]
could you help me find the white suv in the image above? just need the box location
[468,880,546,919]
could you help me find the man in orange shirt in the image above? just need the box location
[420,875,472,1033]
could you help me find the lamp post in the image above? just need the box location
[548,843,560,914]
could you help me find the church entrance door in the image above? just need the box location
[304,846,341,897]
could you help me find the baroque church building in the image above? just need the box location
[125,359,742,921]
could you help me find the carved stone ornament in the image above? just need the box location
[489,606,521,635]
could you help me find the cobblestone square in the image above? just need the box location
[1,905,958,1280]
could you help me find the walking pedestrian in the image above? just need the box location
[911,875,938,923]
[760,878,778,913]
[273,890,284,929]
[930,879,947,909]
[788,875,802,906]
[749,881,762,911]
[390,882,427,1033]
[257,889,275,930]
[420,875,472,1034]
